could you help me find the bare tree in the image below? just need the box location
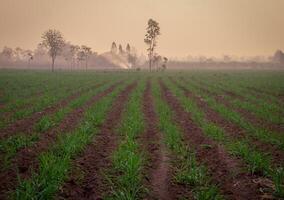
[77,48,85,69]
[144,19,160,72]
[62,43,73,69]
[153,54,162,71]
[81,45,92,70]
[41,29,65,72]
[70,45,80,69]
[25,50,33,67]
[162,57,168,71]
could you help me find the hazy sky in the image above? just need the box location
[0,0,283,58]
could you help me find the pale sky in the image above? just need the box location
[0,0,283,58]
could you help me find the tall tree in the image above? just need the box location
[126,44,135,68]
[77,48,85,68]
[153,54,162,70]
[118,44,123,54]
[71,45,80,69]
[126,43,131,54]
[25,50,33,67]
[111,42,117,54]
[41,29,65,72]
[81,45,92,70]
[128,53,137,69]
[144,19,160,72]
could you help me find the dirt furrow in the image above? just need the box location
[57,81,137,200]
[0,90,6,109]
[180,77,284,135]
[233,106,284,135]
[0,82,104,140]
[245,86,282,99]
[140,79,174,200]
[171,78,284,166]
[159,79,261,200]
[0,91,44,120]
[0,82,120,200]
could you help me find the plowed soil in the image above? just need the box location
[159,79,261,200]
[0,82,119,200]
[57,82,137,200]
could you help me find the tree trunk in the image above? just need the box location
[52,57,55,72]
[149,52,152,72]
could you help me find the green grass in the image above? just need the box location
[152,78,223,200]
[0,80,118,168]
[0,134,39,167]
[0,79,100,129]
[0,69,283,199]
[188,74,283,124]
[178,77,284,149]
[165,77,284,197]
[13,81,130,200]
[107,79,146,199]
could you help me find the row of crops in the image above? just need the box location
[0,70,283,199]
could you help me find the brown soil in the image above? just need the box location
[0,82,120,200]
[233,106,284,135]
[159,79,262,200]
[57,82,137,200]
[174,78,284,167]
[215,95,284,165]
[1,81,85,115]
[181,77,284,136]
[0,90,5,109]
[0,91,44,119]
[0,82,104,140]
[139,79,175,200]
[189,77,245,101]
[245,86,282,99]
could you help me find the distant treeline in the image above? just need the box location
[166,60,284,69]
[0,44,283,70]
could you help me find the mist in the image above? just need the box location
[0,0,284,70]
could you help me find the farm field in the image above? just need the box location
[0,69,283,200]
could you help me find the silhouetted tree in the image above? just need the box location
[14,47,24,61]
[144,19,160,72]
[77,48,85,68]
[162,57,168,71]
[26,50,33,67]
[1,47,13,60]
[118,44,123,54]
[273,50,284,64]
[111,42,117,54]
[41,29,65,72]
[153,54,162,71]
[81,45,92,70]
[126,43,131,54]
[70,45,80,69]
[128,53,137,68]
[223,55,232,62]
[125,44,137,68]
